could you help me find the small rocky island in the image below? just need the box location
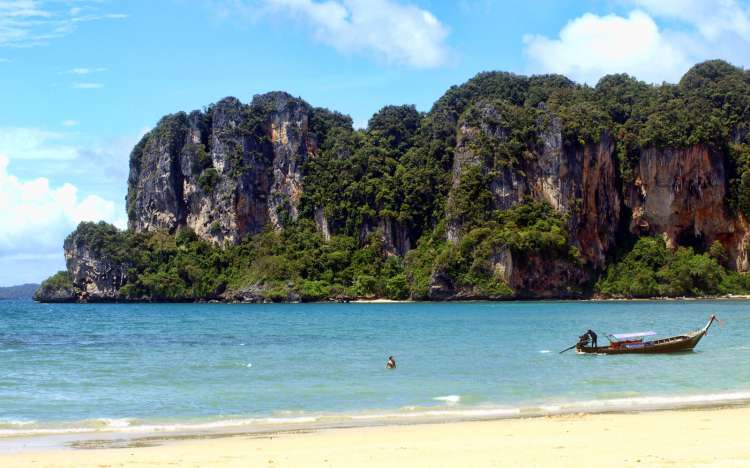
[37,60,750,303]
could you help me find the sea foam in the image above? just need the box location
[433,395,461,405]
[2,391,750,438]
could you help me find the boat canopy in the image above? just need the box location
[608,331,657,341]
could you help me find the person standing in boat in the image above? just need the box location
[577,333,590,348]
[586,329,598,348]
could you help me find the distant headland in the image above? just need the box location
[0,283,40,300]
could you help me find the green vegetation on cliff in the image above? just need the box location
[596,237,750,297]
[299,105,423,237]
[68,221,408,302]
[405,201,574,299]
[63,200,576,302]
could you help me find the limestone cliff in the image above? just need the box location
[627,145,749,270]
[38,61,750,303]
[127,92,321,244]
[436,101,620,298]
[447,102,620,266]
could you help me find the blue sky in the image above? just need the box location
[3,0,750,286]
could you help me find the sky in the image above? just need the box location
[3,0,750,286]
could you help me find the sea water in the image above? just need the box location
[0,300,748,437]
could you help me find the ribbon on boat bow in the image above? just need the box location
[707,314,724,334]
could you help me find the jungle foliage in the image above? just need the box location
[596,237,750,298]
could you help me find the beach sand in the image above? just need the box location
[3,405,750,467]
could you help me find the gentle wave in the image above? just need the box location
[0,420,36,428]
[2,391,750,438]
[0,416,318,437]
[433,395,461,404]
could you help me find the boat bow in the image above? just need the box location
[694,314,717,337]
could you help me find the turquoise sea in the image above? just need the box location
[0,300,748,438]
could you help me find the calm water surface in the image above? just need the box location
[0,300,748,435]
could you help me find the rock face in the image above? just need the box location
[63,230,129,302]
[359,218,412,256]
[448,104,620,267]
[220,283,301,304]
[502,254,588,298]
[127,114,187,233]
[627,145,749,270]
[314,208,331,241]
[425,246,587,300]
[265,93,315,230]
[127,92,320,244]
[440,102,620,297]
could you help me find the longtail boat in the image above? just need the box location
[574,315,718,355]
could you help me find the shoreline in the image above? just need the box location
[353,295,750,303]
[31,294,750,305]
[3,389,750,451]
[4,405,750,466]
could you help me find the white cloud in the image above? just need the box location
[0,125,139,284]
[61,119,79,127]
[523,10,690,84]
[0,154,126,262]
[261,0,450,68]
[632,0,750,41]
[66,66,106,75]
[0,127,78,160]
[631,0,750,68]
[524,1,750,85]
[0,1,127,48]
[72,82,103,89]
[72,13,128,22]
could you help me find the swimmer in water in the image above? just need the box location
[386,356,396,369]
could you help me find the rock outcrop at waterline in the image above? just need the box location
[63,228,129,301]
[32,277,76,303]
[35,61,750,302]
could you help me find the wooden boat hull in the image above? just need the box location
[576,317,715,355]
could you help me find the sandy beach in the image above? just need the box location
[3,405,750,467]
